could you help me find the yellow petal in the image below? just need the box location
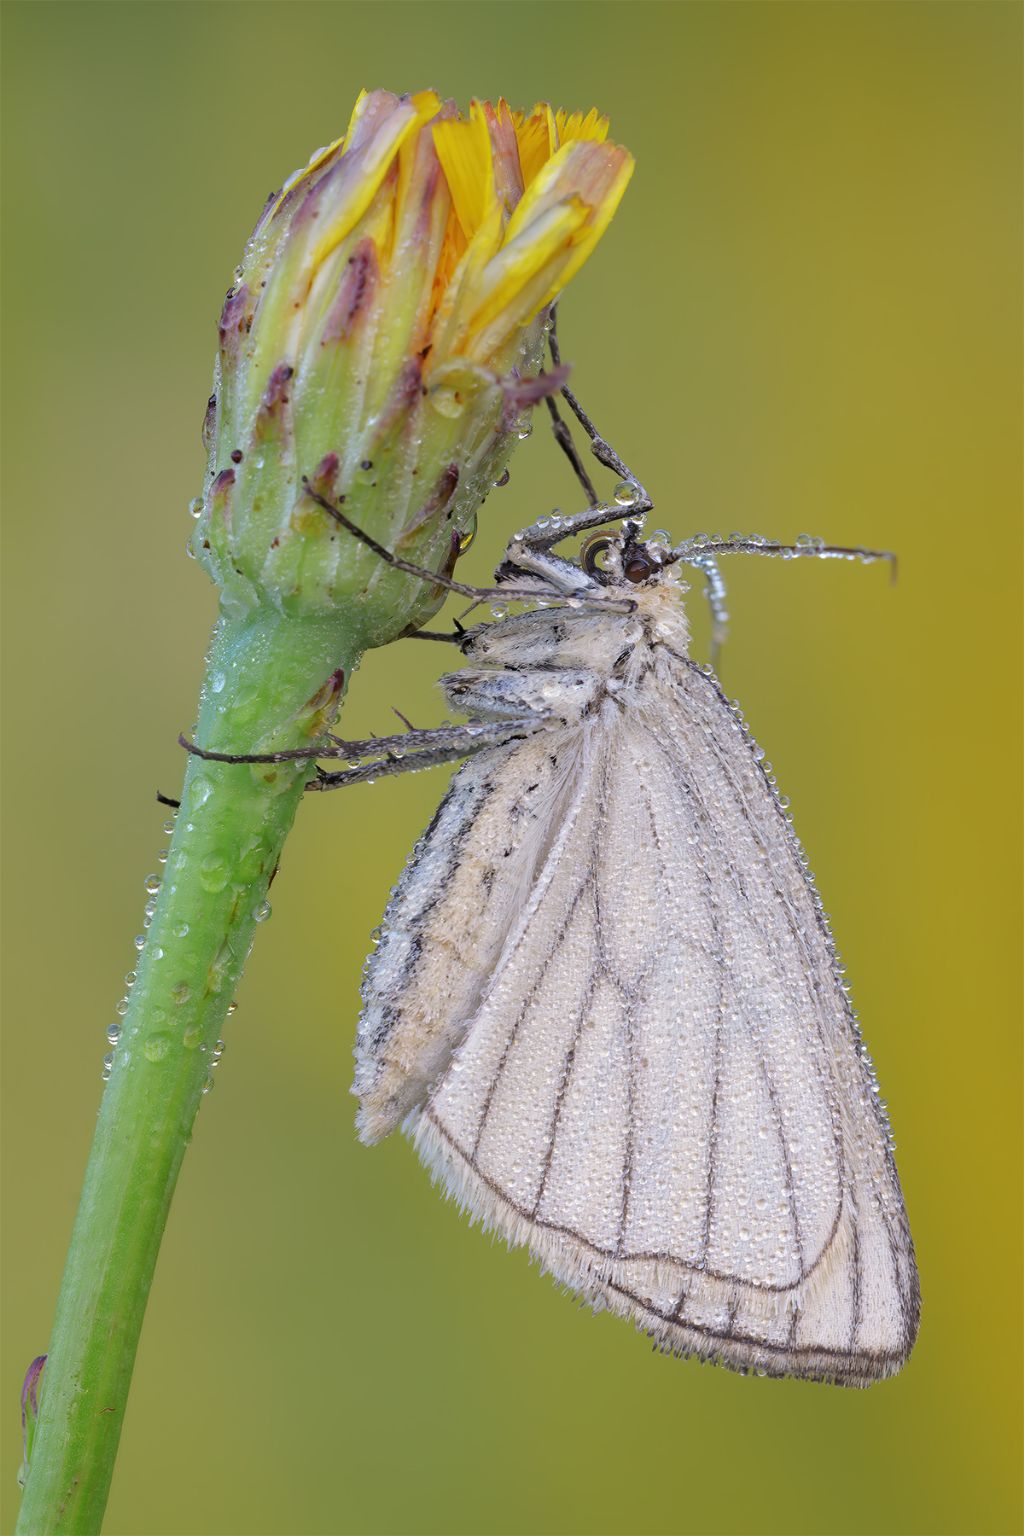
[458,138,633,362]
[429,197,504,359]
[540,145,633,300]
[504,136,632,249]
[468,198,589,336]
[410,88,442,123]
[393,91,446,251]
[512,104,556,190]
[555,107,610,145]
[484,98,525,216]
[343,87,371,144]
[309,96,421,271]
[432,100,494,242]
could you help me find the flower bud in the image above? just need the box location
[190,91,632,645]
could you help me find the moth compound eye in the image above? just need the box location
[581,533,616,577]
[624,551,657,583]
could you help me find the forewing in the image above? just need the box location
[355,725,590,1142]
[412,659,919,1385]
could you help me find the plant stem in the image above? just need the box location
[16,605,359,1535]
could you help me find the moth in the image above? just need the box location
[189,377,921,1385]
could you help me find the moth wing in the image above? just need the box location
[412,659,919,1386]
[355,727,591,1142]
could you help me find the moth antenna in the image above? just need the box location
[688,553,730,673]
[662,536,897,573]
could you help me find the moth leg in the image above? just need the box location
[509,501,643,557]
[180,718,545,769]
[402,626,471,645]
[326,720,547,759]
[499,309,651,586]
[301,477,564,606]
[497,539,607,595]
[307,717,548,792]
[549,308,651,512]
[543,316,599,507]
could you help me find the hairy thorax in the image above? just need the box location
[443,574,693,727]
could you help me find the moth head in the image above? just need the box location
[580,520,666,587]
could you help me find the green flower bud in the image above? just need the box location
[191,90,633,648]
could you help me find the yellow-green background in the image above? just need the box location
[2,4,1020,1534]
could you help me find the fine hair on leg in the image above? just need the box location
[545,308,599,508]
[301,478,566,606]
[178,716,548,771]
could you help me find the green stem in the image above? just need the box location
[16,605,360,1535]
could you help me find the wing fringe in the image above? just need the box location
[412,1109,917,1388]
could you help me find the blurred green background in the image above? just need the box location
[2,4,1021,1534]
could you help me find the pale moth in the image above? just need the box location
[188,370,920,1386]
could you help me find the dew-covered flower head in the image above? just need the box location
[192,89,633,643]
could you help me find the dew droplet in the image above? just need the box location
[144,1033,172,1063]
[172,982,191,1006]
[226,1000,238,1017]
[613,480,637,507]
[143,873,161,895]
[231,687,259,724]
[457,517,477,554]
[106,1023,122,1046]
[190,776,214,810]
[199,856,229,893]
[134,934,146,951]
[188,496,204,520]
[162,818,177,836]
[253,899,271,923]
